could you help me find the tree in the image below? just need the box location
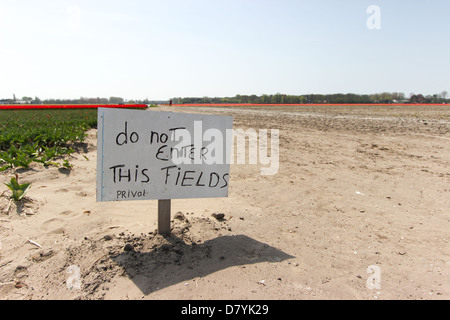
[441,91,448,102]
[32,97,41,104]
[109,96,124,104]
[410,94,427,104]
[273,93,282,104]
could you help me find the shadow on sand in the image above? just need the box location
[111,234,294,295]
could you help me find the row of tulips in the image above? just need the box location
[0,104,148,110]
[168,103,447,107]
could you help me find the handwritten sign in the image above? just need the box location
[96,108,233,202]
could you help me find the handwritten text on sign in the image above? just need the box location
[97,108,233,202]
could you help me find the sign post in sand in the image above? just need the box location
[158,199,171,235]
[96,107,233,235]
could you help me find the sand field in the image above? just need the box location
[0,105,449,300]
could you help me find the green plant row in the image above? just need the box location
[0,109,97,170]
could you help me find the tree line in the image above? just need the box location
[172,91,448,104]
[1,91,448,105]
[0,96,161,105]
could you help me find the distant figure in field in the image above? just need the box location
[170,100,172,106]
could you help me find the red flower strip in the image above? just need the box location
[0,104,148,110]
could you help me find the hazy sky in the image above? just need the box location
[1,0,449,100]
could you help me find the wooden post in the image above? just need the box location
[158,199,171,235]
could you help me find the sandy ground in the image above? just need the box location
[0,105,449,300]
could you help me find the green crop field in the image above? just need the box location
[0,108,97,171]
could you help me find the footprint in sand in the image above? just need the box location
[41,210,84,234]
[58,210,84,219]
[54,185,89,197]
[58,210,76,217]
[75,191,88,197]
[55,188,69,193]
[41,218,66,235]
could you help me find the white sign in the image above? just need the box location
[96,108,233,202]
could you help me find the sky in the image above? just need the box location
[1,0,449,100]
